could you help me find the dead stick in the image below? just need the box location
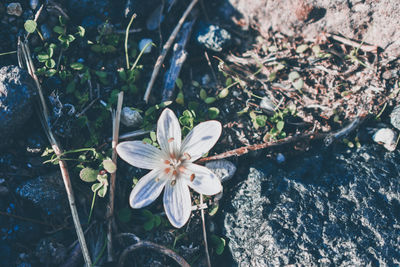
[200,194,211,267]
[198,114,367,163]
[327,33,378,53]
[107,92,124,262]
[19,39,92,267]
[143,0,199,103]
[197,133,323,163]
[118,240,190,267]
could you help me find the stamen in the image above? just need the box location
[164,168,171,174]
[164,160,171,165]
[155,177,160,182]
[172,170,178,176]
[170,153,176,159]
[184,152,191,160]
[178,165,186,172]
[190,173,195,182]
[171,180,176,186]
[168,137,175,143]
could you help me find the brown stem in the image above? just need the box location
[107,92,124,262]
[19,39,92,267]
[118,240,190,267]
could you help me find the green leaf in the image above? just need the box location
[76,26,85,37]
[269,72,276,82]
[154,215,161,227]
[79,167,98,182]
[24,20,37,33]
[70,62,84,70]
[45,59,56,69]
[208,204,219,216]
[143,219,154,231]
[91,182,102,192]
[175,91,184,105]
[225,77,232,87]
[95,70,107,78]
[204,97,216,104]
[255,115,268,127]
[200,89,207,100]
[208,107,220,119]
[175,78,183,90]
[66,80,76,93]
[37,53,50,62]
[103,159,116,173]
[117,207,132,223]
[66,34,75,43]
[97,186,107,197]
[46,69,57,77]
[53,25,64,34]
[150,131,157,142]
[210,235,226,255]
[118,69,127,81]
[276,121,285,132]
[141,209,153,219]
[218,88,229,99]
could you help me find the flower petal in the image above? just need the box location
[117,141,165,169]
[181,121,222,162]
[183,163,222,195]
[157,108,182,156]
[163,178,191,228]
[129,168,167,208]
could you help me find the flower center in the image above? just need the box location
[163,152,192,186]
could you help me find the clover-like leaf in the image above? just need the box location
[79,167,98,182]
[24,20,37,33]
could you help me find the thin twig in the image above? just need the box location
[107,92,124,262]
[200,194,211,267]
[118,240,190,267]
[326,33,378,53]
[125,14,137,69]
[19,39,92,267]
[204,51,219,86]
[143,0,199,103]
[198,114,368,163]
[0,210,54,227]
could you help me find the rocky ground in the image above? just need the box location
[1,0,400,266]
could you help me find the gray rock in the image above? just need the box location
[390,105,400,131]
[0,66,35,148]
[223,145,400,266]
[205,159,237,183]
[373,128,397,151]
[224,0,400,57]
[16,172,68,216]
[121,107,143,128]
[196,23,231,52]
[7,3,23,16]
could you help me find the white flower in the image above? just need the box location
[116,108,222,228]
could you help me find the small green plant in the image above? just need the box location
[210,235,226,255]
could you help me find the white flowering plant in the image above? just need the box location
[117,108,223,228]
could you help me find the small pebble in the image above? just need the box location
[40,24,51,41]
[7,3,23,16]
[121,107,143,128]
[196,23,231,52]
[30,0,39,10]
[276,153,285,163]
[138,39,153,54]
[205,159,237,183]
[372,128,397,151]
